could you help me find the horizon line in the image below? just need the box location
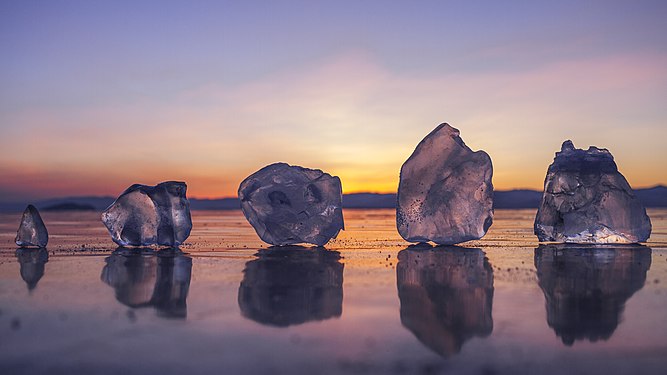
[2,184,665,204]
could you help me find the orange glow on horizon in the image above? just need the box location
[2,3,666,203]
[1,53,666,201]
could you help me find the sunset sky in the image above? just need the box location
[1,1,666,201]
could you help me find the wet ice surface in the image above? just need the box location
[534,244,652,346]
[0,209,666,375]
[397,247,493,357]
[239,246,343,326]
[100,248,192,319]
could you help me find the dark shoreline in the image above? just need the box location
[1,186,665,212]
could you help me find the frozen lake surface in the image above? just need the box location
[1,209,666,374]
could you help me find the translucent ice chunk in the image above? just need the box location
[397,123,494,245]
[15,204,49,248]
[238,163,344,246]
[534,141,651,243]
[101,181,192,247]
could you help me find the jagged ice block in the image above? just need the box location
[534,141,651,243]
[15,204,49,248]
[102,181,192,247]
[397,123,494,245]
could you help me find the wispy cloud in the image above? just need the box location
[1,49,666,200]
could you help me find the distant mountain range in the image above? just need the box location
[1,186,665,212]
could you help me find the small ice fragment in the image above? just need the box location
[15,205,48,248]
[101,181,192,247]
[238,163,344,246]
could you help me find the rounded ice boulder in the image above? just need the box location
[238,163,344,246]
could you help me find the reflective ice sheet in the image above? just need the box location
[0,209,666,374]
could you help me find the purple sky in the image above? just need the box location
[1,0,666,200]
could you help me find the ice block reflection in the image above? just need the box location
[396,246,494,357]
[238,246,344,327]
[101,248,192,319]
[535,244,651,346]
[16,248,49,291]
